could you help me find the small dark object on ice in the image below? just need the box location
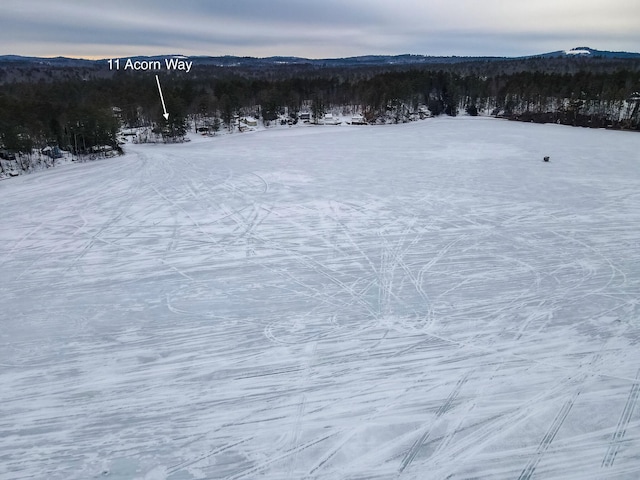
[543,156,550,162]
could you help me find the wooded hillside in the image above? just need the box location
[1,54,638,156]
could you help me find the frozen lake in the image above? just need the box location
[1,117,640,479]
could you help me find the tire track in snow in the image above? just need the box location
[149,184,223,248]
[512,355,603,479]
[0,222,46,268]
[426,363,506,464]
[549,229,627,297]
[425,371,589,478]
[328,200,381,279]
[287,342,317,478]
[304,431,359,478]
[166,437,253,476]
[60,153,150,275]
[398,371,471,474]
[252,171,269,194]
[302,202,430,322]
[304,362,470,477]
[259,243,383,320]
[375,221,415,316]
[602,369,640,468]
[286,394,307,478]
[376,220,434,322]
[264,257,374,312]
[227,432,339,480]
[415,233,470,320]
[517,391,579,480]
[218,197,384,323]
[38,219,201,284]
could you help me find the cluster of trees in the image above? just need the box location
[1,60,639,157]
[0,80,121,155]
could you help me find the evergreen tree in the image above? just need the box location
[311,96,325,124]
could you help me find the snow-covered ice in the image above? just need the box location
[1,117,639,479]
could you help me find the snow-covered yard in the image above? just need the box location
[1,117,639,479]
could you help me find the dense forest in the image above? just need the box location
[1,54,639,165]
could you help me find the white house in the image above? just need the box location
[322,113,340,125]
[241,116,258,127]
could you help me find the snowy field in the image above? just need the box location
[1,117,640,480]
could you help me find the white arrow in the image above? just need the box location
[155,75,169,120]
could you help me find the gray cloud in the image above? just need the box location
[1,0,639,58]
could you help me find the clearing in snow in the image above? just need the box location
[1,117,639,479]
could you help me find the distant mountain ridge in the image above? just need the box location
[1,47,639,68]
[535,47,640,59]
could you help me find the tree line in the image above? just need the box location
[1,63,639,156]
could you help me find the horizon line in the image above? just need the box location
[4,46,637,62]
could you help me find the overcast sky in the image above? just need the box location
[2,0,639,59]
